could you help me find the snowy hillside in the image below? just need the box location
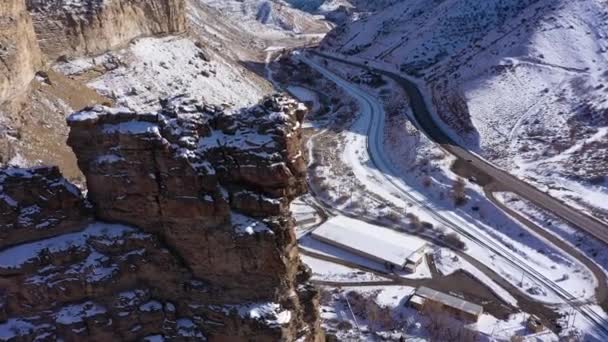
[322,0,608,221]
[287,0,401,14]
[198,0,331,38]
[54,36,270,112]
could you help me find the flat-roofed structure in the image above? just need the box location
[310,216,427,272]
[409,286,483,322]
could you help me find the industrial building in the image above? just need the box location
[409,286,484,322]
[310,216,428,272]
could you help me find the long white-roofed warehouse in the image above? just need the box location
[310,216,428,272]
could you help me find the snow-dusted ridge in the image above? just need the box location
[322,0,608,222]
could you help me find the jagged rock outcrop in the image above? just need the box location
[0,94,322,341]
[67,94,309,299]
[0,166,90,249]
[0,0,43,103]
[26,0,187,60]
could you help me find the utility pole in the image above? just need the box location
[344,292,361,334]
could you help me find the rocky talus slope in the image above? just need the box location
[0,0,43,104]
[0,94,323,341]
[26,0,186,61]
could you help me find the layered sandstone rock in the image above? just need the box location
[26,0,187,60]
[0,0,43,103]
[0,94,322,341]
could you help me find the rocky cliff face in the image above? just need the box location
[67,93,309,300]
[0,166,91,249]
[0,0,43,103]
[0,94,322,341]
[26,0,186,60]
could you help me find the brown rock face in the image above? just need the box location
[0,166,90,249]
[26,0,187,60]
[0,0,43,103]
[0,94,321,340]
[67,94,309,300]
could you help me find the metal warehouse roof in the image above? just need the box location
[311,216,427,267]
[416,286,483,317]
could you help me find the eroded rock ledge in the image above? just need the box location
[0,166,91,249]
[26,0,187,60]
[0,94,322,341]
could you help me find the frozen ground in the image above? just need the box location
[318,285,418,340]
[317,284,560,341]
[433,248,518,308]
[496,192,608,279]
[322,0,608,223]
[198,0,331,39]
[54,36,270,112]
[302,53,597,305]
[300,255,390,283]
[294,53,607,338]
[287,86,321,113]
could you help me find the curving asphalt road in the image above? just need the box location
[299,53,608,337]
[311,51,608,246]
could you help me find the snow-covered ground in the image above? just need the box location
[295,52,607,339]
[317,284,560,341]
[287,86,321,113]
[302,53,597,304]
[322,0,608,223]
[55,36,270,112]
[318,285,421,341]
[495,191,608,279]
[198,0,331,39]
[434,248,518,308]
[300,255,390,283]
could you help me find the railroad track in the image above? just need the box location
[300,55,608,337]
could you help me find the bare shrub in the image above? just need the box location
[561,329,583,342]
[336,320,353,331]
[318,288,333,306]
[422,176,433,188]
[421,221,434,231]
[407,213,422,231]
[345,291,398,332]
[451,177,468,206]
[443,233,466,250]
[423,301,478,342]
[383,211,401,223]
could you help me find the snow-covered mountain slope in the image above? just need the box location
[55,36,270,112]
[322,0,608,220]
[286,0,400,14]
[198,0,331,38]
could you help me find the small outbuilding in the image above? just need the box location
[409,286,483,322]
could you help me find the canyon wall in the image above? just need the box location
[26,0,187,60]
[0,0,43,103]
[0,0,187,102]
[0,94,322,341]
